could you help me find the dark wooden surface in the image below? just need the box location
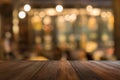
[0,61,120,80]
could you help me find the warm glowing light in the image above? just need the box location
[39,11,45,18]
[13,26,19,34]
[18,11,26,19]
[31,15,41,23]
[56,5,63,12]
[31,15,42,31]
[86,41,98,53]
[43,16,52,25]
[24,4,31,12]
[93,50,104,60]
[58,35,66,42]
[91,8,101,16]
[64,14,77,22]
[88,17,98,30]
[64,15,70,21]
[70,14,77,22]
[46,8,57,16]
[86,5,93,12]
[102,33,109,42]
[107,12,112,17]
[101,12,107,18]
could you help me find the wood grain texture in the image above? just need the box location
[0,61,120,80]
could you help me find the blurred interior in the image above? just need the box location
[0,0,117,61]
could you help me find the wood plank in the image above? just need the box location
[0,61,120,80]
[10,61,47,80]
[0,61,47,80]
[81,61,120,80]
[70,61,104,80]
[30,61,58,80]
[56,61,79,80]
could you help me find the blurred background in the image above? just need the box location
[0,0,119,61]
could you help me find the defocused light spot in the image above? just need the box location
[46,8,57,16]
[13,26,19,34]
[43,16,52,25]
[101,12,107,18]
[39,11,45,18]
[91,8,101,16]
[18,11,26,19]
[86,5,93,12]
[56,5,63,12]
[24,4,31,12]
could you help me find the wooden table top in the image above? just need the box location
[0,61,120,80]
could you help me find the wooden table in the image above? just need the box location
[0,61,120,80]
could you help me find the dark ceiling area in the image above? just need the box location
[12,0,112,8]
[0,0,113,17]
